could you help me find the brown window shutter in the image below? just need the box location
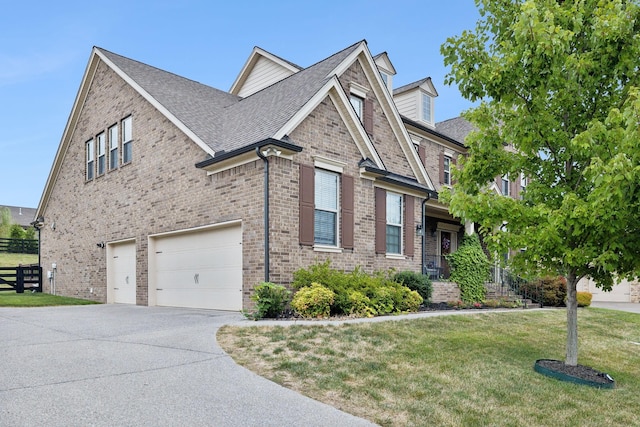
[439,152,445,184]
[510,179,518,199]
[341,175,354,249]
[418,145,426,166]
[375,187,386,254]
[299,164,315,245]
[451,156,457,185]
[404,195,414,257]
[364,98,374,136]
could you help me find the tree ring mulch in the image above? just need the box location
[534,359,615,389]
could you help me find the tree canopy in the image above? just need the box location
[441,0,640,365]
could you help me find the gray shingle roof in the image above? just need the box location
[98,41,362,154]
[98,48,240,152]
[435,116,476,145]
[1,205,36,228]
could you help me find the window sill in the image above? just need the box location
[385,253,406,260]
[313,245,343,253]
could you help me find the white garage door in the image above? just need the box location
[151,224,242,310]
[580,277,631,302]
[108,241,136,304]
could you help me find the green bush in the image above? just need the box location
[393,271,432,303]
[292,261,422,317]
[577,291,592,307]
[246,282,291,320]
[520,276,567,307]
[291,282,335,318]
[446,234,490,303]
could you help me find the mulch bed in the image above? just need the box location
[536,359,615,385]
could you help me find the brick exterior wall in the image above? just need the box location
[40,60,266,309]
[431,281,461,303]
[40,55,438,310]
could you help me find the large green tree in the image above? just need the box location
[441,0,640,366]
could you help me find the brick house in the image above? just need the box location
[37,40,470,310]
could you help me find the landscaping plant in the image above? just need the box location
[290,282,335,318]
[393,270,432,303]
[441,0,640,366]
[446,234,489,303]
[245,282,291,320]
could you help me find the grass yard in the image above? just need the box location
[218,309,640,427]
[0,292,100,307]
[0,253,38,267]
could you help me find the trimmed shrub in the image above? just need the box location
[446,234,490,303]
[246,282,291,320]
[291,262,422,317]
[393,271,432,303]
[291,282,335,318]
[577,291,592,307]
[520,276,567,307]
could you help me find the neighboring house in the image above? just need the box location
[1,205,37,229]
[36,41,445,310]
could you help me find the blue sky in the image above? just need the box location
[0,0,480,209]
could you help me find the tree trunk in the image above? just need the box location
[565,273,578,366]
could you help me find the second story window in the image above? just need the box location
[122,116,132,164]
[86,139,94,181]
[97,132,106,176]
[502,175,510,196]
[350,94,364,120]
[109,124,119,170]
[443,156,452,186]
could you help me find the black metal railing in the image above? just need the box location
[423,254,451,281]
[485,265,543,307]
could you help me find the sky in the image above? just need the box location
[0,0,480,209]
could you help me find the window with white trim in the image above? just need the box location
[122,116,132,164]
[314,169,339,246]
[350,94,364,120]
[443,156,452,185]
[501,175,510,196]
[421,93,433,124]
[97,132,106,176]
[86,139,95,181]
[109,124,119,170]
[386,192,402,254]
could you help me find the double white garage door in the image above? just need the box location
[108,224,243,311]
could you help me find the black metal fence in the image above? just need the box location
[0,238,38,254]
[0,265,42,293]
[486,265,543,307]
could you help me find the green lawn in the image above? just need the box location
[0,292,99,307]
[218,309,640,427]
[0,253,38,267]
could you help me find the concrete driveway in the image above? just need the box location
[0,305,374,427]
[590,302,640,314]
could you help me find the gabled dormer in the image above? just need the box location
[393,77,438,128]
[229,46,302,97]
[373,52,396,92]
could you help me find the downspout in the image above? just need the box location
[256,147,270,282]
[421,194,431,276]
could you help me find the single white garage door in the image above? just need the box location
[108,240,137,304]
[579,277,631,302]
[151,224,242,310]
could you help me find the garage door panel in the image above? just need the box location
[151,225,243,310]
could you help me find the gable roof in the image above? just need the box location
[393,77,439,97]
[229,46,302,96]
[38,41,439,217]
